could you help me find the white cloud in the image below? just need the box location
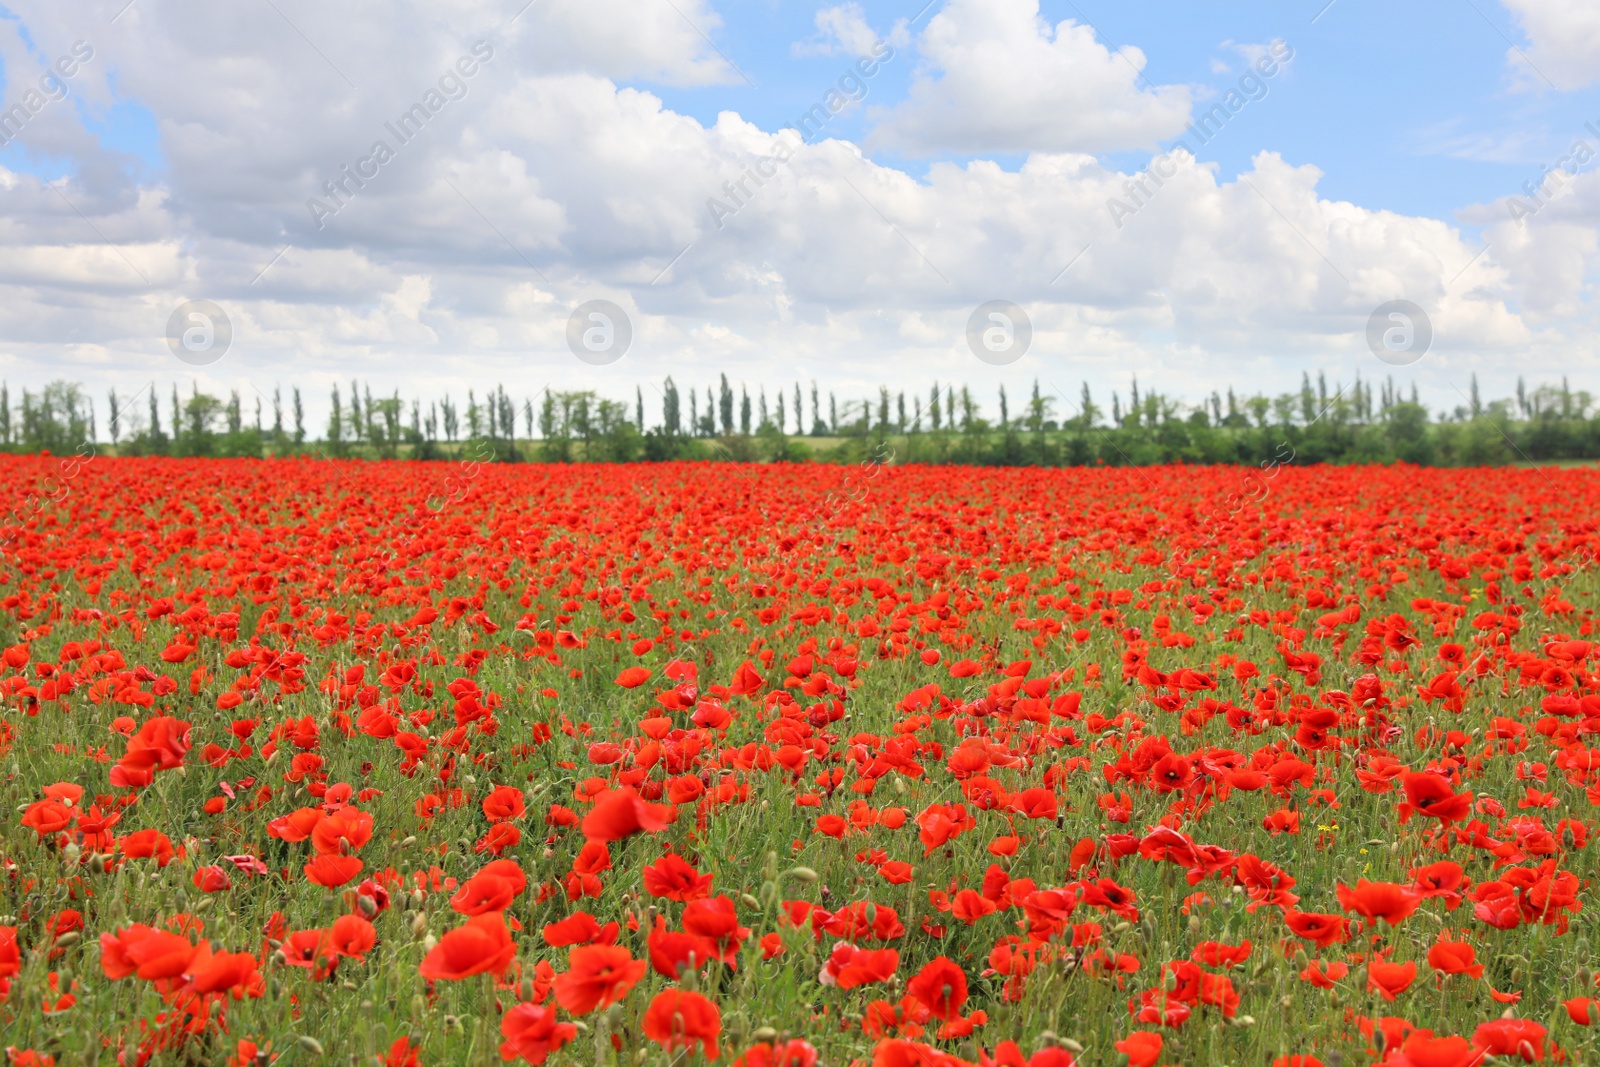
[793,4,907,58]
[868,0,1192,155]
[1501,0,1600,90]
[0,0,1594,425]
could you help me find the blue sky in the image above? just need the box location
[0,0,1597,419]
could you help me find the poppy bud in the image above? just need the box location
[785,867,819,884]
[740,893,761,910]
[295,1037,324,1056]
[752,1028,778,1042]
[411,912,429,939]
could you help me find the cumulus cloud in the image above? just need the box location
[1500,0,1600,90]
[867,0,1192,155]
[793,4,907,58]
[0,0,1592,419]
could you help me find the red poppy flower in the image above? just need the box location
[304,854,364,888]
[552,944,647,1014]
[483,785,527,822]
[1366,959,1416,1001]
[500,1003,577,1065]
[100,925,198,982]
[733,1040,818,1067]
[1397,772,1472,824]
[185,945,260,995]
[1113,1032,1162,1067]
[642,989,721,1059]
[642,853,714,901]
[1336,880,1422,927]
[615,666,652,689]
[580,788,675,842]
[905,956,967,1021]
[419,913,516,981]
[1426,938,1482,979]
[329,914,377,959]
[543,912,620,948]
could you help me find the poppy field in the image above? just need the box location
[3,454,1600,1067]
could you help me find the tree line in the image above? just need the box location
[0,372,1596,467]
